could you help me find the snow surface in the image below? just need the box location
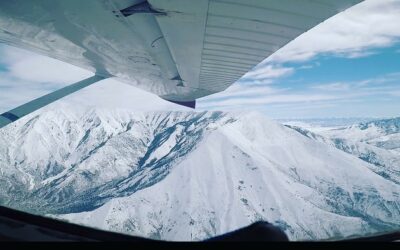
[285,118,400,185]
[0,108,399,241]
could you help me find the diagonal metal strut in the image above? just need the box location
[0,75,105,129]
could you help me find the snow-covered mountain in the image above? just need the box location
[286,118,400,185]
[0,108,235,214]
[0,109,399,241]
[326,118,400,152]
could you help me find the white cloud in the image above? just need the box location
[310,72,400,92]
[199,71,400,111]
[341,50,377,59]
[200,84,283,102]
[0,44,186,113]
[298,64,315,70]
[241,65,294,82]
[311,82,351,91]
[0,74,188,114]
[0,81,50,112]
[0,46,92,85]
[59,78,189,112]
[364,72,400,84]
[198,93,343,110]
[268,0,400,63]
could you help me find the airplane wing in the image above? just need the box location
[0,0,362,127]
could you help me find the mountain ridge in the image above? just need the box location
[0,108,399,240]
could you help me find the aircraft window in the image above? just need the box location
[0,0,399,242]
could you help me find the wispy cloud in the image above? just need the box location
[59,78,187,112]
[240,65,294,82]
[0,46,92,85]
[0,44,185,113]
[310,72,400,92]
[298,64,315,70]
[203,83,285,103]
[311,82,351,91]
[267,0,400,63]
[357,72,400,86]
[198,92,360,110]
[199,71,400,113]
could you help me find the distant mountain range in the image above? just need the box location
[278,117,378,128]
[286,117,400,185]
[0,108,398,241]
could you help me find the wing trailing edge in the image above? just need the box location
[163,99,196,109]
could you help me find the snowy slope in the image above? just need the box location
[322,118,400,150]
[49,112,400,241]
[285,118,400,185]
[0,108,234,214]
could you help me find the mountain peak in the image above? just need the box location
[0,109,398,241]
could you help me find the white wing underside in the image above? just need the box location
[0,0,362,103]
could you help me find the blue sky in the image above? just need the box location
[198,44,400,118]
[0,0,399,119]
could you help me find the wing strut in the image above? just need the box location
[0,75,105,129]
